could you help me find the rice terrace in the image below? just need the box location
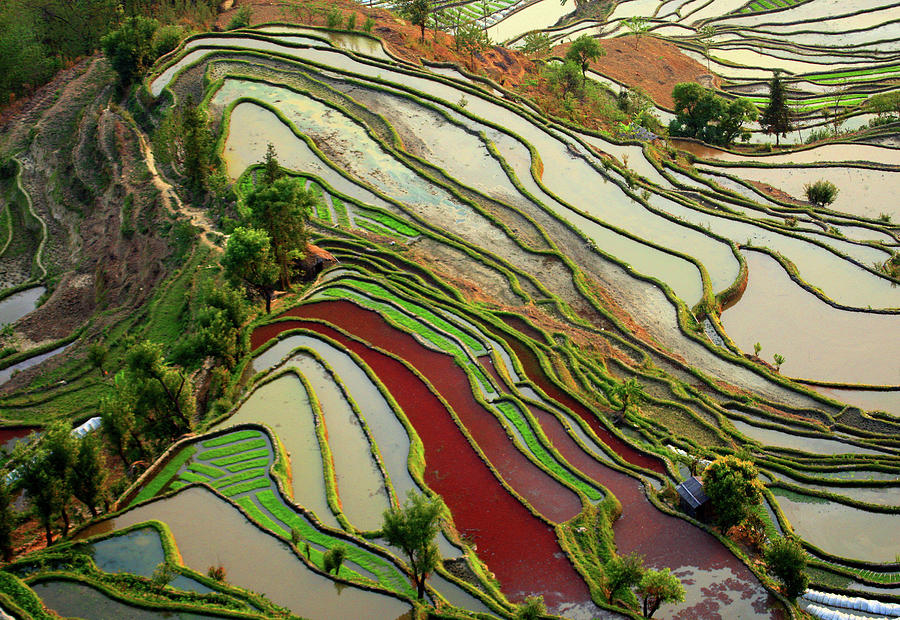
[0,0,898,617]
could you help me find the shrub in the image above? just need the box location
[804,179,839,207]
[764,536,808,599]
[152,24,184,59]
[227,6,252,30]
[346,13,357,30]
[362,17,375,33]
[207,565,227,581]
[326,9,343,29]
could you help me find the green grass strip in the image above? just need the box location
[340,278,485,353]
[211,468,268,489]
[356,218,406,239]
[255,489,414,595]
[234,495,291,538]
[198,438,267,460]
[177,471,209,484]
[495,402,602,501]
[226,457,271,473]
[332,195,350,227]
[356,208,419,236]
[186,462,225,479]
[130,446,197,506]
[201,429,261,448]
[170,481,189,491]
[219,477,271,497]
[209,448,270,467]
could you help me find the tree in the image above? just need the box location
[764,536,809,599]
[223,227,280,313]
[87,343,109,376]
[514,595,546,619]
[804,179,839,207]
[124,341,195,447]
[99,391,141,467]
[0,478,16,561]
[866,91,900,118]
[71,435,108,518]
[401,0,430,42]
[760,71,793,146]
[456,23,488,70]
[152,562,177,590]
[177,282,248,368]
[181,96,211,196]
[636,568,684,618]
[323,544,347,575]
[604,552,645,603]
[43,423,76,536]
[624,16,649,49]
[565,35,605,85]
[381,491,445,599]
[669,83,758,146]
[609,378,646,413]
[261,143,283,186]
[100,16,159,87]
[701,455,763,530]
[246,177,311,291]
[545,59,582,100]
[17,447,65,547]
[699,25,715,72]
[520,32,551,57]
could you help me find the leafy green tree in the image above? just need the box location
[0,478,17,561]
[180,96,211,196]
[43,423,76,535]
[34,0,117,58]
[228,5,252,30]
[804,179,839,207]
[152,562,177,590]
[261,143,284,186]
[323,544,347,575]
[669,83,758,145]
[152,24,185,59]
[866,91,900,118]
[222,227,280,313]
[87,343,109,376]
[382,491,445,599]
[401,0,431,42]
[764,536,809,599]
[609,378,646,413]
[178,283,248,368]
[246,177,312,291]
[698,25,715,72]
[636,568,684,618]
[760,71,793,146]
[624,16,649,48]
[71,435,108,518]
[701,455,763,530]
[455,23,488,69]
[545,59,583,100]
[0,5,61,102]
[604,552,645,603]
[99,391,141,466]
[16,447,64,547]
[101,16,160,87]
[514,595,546,619]
[565,35,605,84]
[520,32,551,57]
[124,341,195,446]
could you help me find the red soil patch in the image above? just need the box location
[554,36,716,109]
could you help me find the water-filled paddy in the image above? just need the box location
[771,487,900,564]
[212,375,339,528]
[720,251,900,385]
[90,487,412,619]
[0,286,44,326]
[729,418,887,456]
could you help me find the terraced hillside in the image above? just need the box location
[0,1,898,619]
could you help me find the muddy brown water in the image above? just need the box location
[79,487,412,620]
[720,251,900,386]
[212,374,339,529]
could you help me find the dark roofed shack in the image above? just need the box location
[676,476,711,520]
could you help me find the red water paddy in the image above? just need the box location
[252,303,600,615]
[486,326,667,475]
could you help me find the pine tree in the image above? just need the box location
[760,71,792,146]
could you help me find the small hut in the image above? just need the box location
[296,243,338,281]
[675,476,710,520]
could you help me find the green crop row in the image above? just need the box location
[210,448,271,467]
[355,208,419,237]
[495,401,603,501]
[201,429,261,448]
[130,446,197,506]
[227,457,270,473]
[198,438,267,460]
[220,477,271,497]
[211,467,268,489]
[186,461,224,478]
[331,194,351,227]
